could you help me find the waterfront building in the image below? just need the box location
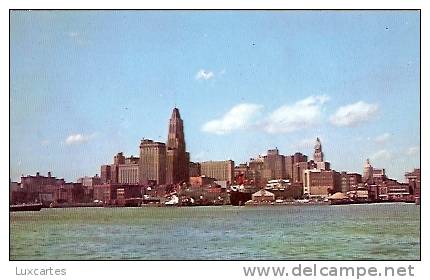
[166,108,190,185]
[373,168,386,179]
[12,172,85,205]
[363,158,374,183]
[111,152,126,184]
[118,156,139,185]
[405,168,421,203]
[139,139,167,185]
[189,175,216,187]
[77,174,102,201]
[285,152,308,182]
[303,169,341,198]
[189,162,201,177]
[93,183,143,205]
[293,161,312,184]
[265,179,302,200]
[340,172,363,193]
[200,160,234,184]
[313,137,330,170]
[93,184,114,203]
[248,156,265,187]
[77,175,102,187]
[251,189,275,203]
[234,163,250,181]
[100,165,111,183]
[20,172,65,193]
[262,148,286,182]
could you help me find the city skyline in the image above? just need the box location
[10,11,420,182]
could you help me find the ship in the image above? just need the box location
[229,185,260,206]
[10,203,43,212]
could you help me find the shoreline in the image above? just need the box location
[9,200,419,212]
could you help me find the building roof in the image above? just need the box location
[171,107,181,119]
[328,192,348,200]
[252,189,275,197]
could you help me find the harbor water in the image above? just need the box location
[10,203,420,260]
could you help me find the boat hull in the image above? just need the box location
[10,203,43,212]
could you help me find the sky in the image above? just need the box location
[10,10,420,182]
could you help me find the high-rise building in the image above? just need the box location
[285,152,308,183]
[405,168,420,203]
[263,148,286,181]
[314,137,324,162]
[200,160,234,183]
[166,108,189,185]
[100,165,111,184]
[110,152,125,184]
[118,156,139,185]
[303,169,341,198]
[139,139,166,185]
[313,137,330,170]
[189,162,201,177]
[363,158,374,183]
[248,156,265,187]
[340,172,363,193]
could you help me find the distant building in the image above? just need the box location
[363,158,374,183]
[248,156,265,187]
[285,153,308,182]
[139,139,167,185]
[189,175,216,187]
[303,169,341,198]
[200,160,234,184]
[11,172,85,205]
[100,165,111,184]
[265,179,302,200]
[189,162,201,177]
[77,174,102,201]
[313,137,330,170]
[77,175,101,187]
[405,168,421,202]
[340,172,362,193]
[293,161,312,184]
[166,108,190,185]
[251,189,275,203]
[262,148,286,182]
[373,168,386,180]
[20,171,65,193]
[118,156,139,185]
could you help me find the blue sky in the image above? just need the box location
[10,10,420,182]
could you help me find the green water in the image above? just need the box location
[10,203,420,260]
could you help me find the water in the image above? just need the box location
[10,203,420,260]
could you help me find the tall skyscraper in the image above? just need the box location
[139,139,166,185]
[313,137,330,170]
[200,160,234,183]
[314,137,324,162]
[363,158,374,183]
[166,108,189,185]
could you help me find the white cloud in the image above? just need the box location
[65,133,96,145]
[405,146,420,156]
[195,69,214,80]
[330,101,379,127]
[264,95,329,134]
[374,133,391,144]
[371,149,392,161]
[202,103,263,135]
